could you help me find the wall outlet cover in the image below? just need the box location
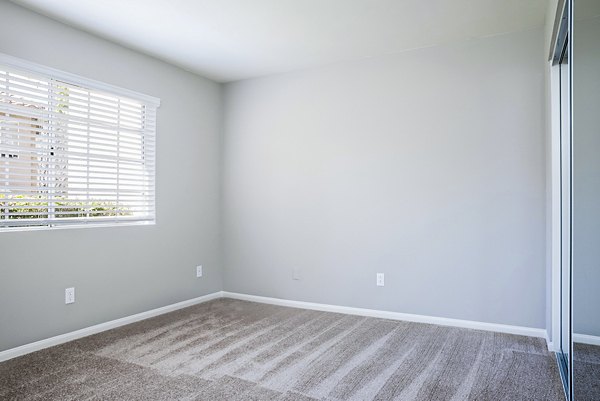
[196,265,203,277]
[65,287,75,304]
[376,273,385,287]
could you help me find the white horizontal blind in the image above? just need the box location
[0,58,158,230]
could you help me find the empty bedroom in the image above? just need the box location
[0,0,598,400]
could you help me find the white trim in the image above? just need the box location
[550,60,562,351]
[0,291,222,363]
[0,52,160,107]
[0,291,553,364]
[222,292,548,339]
[0,220,155,234]
[573,333,600,346]
[546,331,557,352]
[546,330,559,352]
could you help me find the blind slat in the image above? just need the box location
[0,103,155,135]
[0,126,153,148]
[0,135,155,154]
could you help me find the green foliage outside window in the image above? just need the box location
[0,194,131,219]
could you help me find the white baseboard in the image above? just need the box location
[0,291,223,363]
[574,333,600,346]
[0,290,553,364]
[545,334,600,352]
[546,338,560,352]
[222,292,548,340]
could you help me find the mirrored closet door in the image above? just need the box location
[553,0,572,396]
[572,0,600,400]
[554,0,600,400]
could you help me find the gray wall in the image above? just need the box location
[0,2,222,352]
[222,28,547,328]
[573,13,600,337]
[0,2,553,352]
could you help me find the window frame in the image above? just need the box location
[0,53,160,232]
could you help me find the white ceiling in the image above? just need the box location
[11,0,549,82]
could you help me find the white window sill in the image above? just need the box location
[0,220,155,233]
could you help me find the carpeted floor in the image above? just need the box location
[0,298,564,400]
[574,342,600,401]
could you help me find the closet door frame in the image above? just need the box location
[550,0,573,399]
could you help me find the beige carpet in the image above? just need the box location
[574,342,600,401]
[0,298,564,400]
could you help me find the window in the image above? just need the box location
[0,54,159,230]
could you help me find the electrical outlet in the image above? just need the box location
[292,267,301,280]
[65,287,75,304]
[376,273,384,287]
[196,265,203,277]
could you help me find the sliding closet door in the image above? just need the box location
[572,1,600,399]
[558,29,573,396]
